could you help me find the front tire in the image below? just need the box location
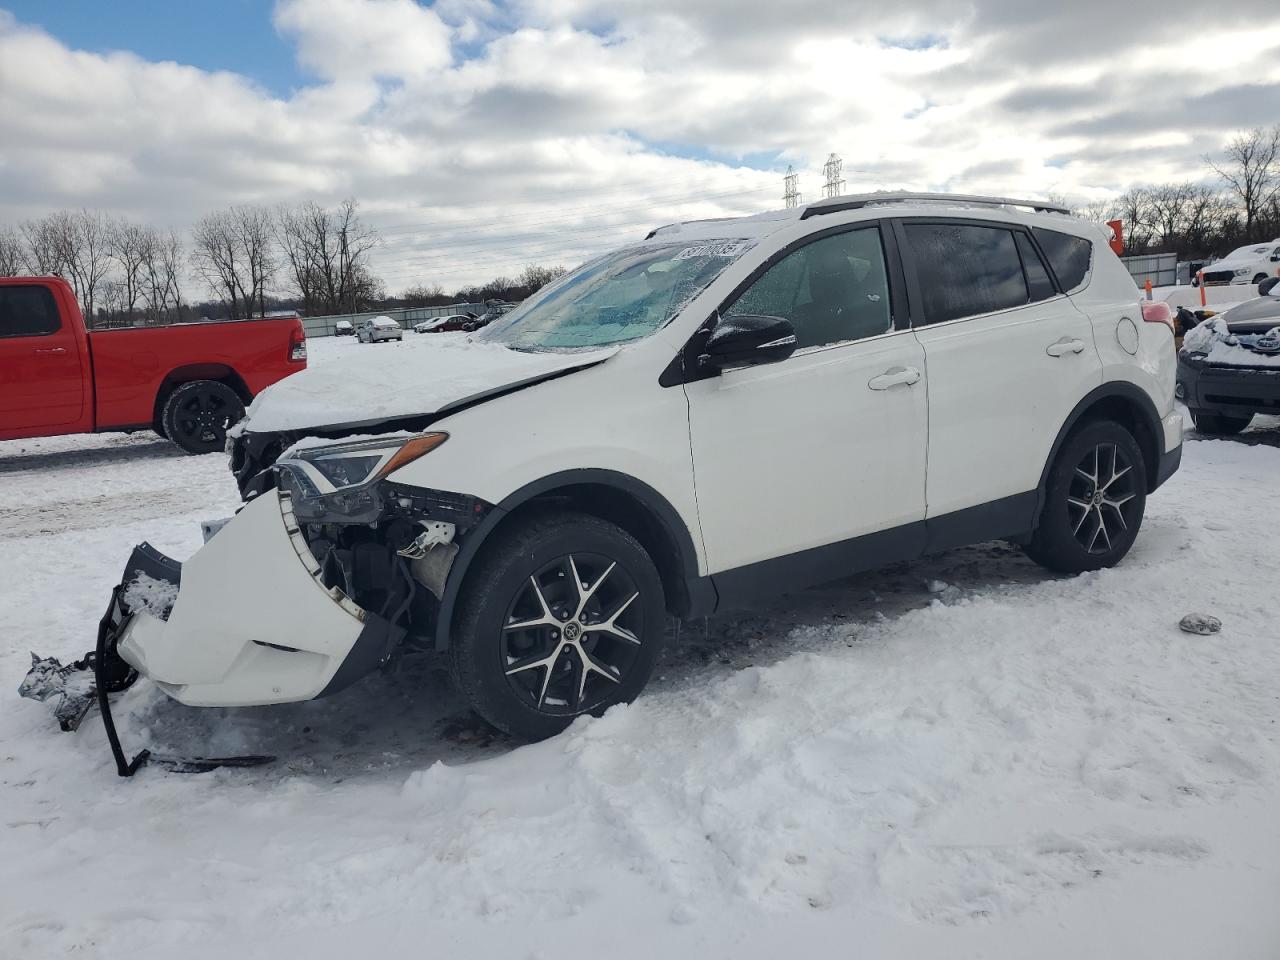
[1024,420,1147,574]
[161,380,244,455]
[1191,410,1252,435]
[449,511,666,741]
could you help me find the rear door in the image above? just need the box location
[0,282,88,432]
[895,218,1102,530]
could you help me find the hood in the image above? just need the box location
[238,338,617,435]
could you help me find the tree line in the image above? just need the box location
[1074,126,1280,258]
[0,196,568,327]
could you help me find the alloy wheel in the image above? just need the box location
[1066,442,1139,555]
[500,552,645,715]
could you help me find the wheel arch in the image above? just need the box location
[152,364,252,430]
[1037,382,1164,514]
[433,470,714,650]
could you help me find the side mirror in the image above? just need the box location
[699,314,797,371]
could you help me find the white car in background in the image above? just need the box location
[1197,240,1280,286]
[356,316,404,343]
[101,191,1181,743]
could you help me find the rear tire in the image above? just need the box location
[1024,420,1147,574]
[1191,410,1252,435]
[449,511,666,741]
[161,380,244,455]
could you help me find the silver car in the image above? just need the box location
[356,316,404,342]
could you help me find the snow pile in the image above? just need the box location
[1183,316,1280,367]
[122,571,180,619]
[239,337,617,434]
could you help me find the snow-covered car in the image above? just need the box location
[1177,295,1280,434]
[1196,240,1280,286]
[356,316,403,342]
[413,314,472,334]
[334,320,355,336]
[90,191,1183,746]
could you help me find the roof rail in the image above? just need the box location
[800,191,1072,220]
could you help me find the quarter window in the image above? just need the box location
[903,222,1029,325]
[725,227,892,351]
[0,284,60,338]
[1032,227,1093,292]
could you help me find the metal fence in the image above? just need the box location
[1120,252,1178,290]
[301,302,488,338]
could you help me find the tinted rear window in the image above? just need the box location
[902,222,1029,325]
[1032,228,1093,292]
[0,284,60,338]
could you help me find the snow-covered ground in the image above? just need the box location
[2,342,1280,958]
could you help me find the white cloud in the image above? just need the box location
[0,1,1277,293]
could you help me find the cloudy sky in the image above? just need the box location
[1,0,1277,293]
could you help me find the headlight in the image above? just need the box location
[1234,267,1249,276]
[281,433,448,495]
[1180,350,1208,365]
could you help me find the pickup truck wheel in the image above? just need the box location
[1191,410,1252,435]
[449,511,666,741]
[162,380,244,455]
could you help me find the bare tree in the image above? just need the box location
[0,226,22,276]
[399,282,445,307]
[1206,126,1280,236]
[107,218,151,321]
[1148,182,1193,249]
[277,198,381,315]
[516,264,568,292]
[142,229,184,324]
[1114,187,1155,252]
[19,216,66,275]
[28,210,112,321]
[191,205,276,320]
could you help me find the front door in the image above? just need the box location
[0,283,86,433]
[684,223,929,588]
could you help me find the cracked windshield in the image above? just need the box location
[478,239,755,349]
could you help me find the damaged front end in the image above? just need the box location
[20,431,489,772]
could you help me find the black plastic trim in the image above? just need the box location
[711,523,927,612]
[1155,443,1182,490]
[710,491,1042,613]
[317,611,405,698]
[1036,381,1168,501]
[432,469,713,650]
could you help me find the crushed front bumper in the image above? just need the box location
[115,490,404,707]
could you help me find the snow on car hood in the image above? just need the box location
[1182,314,1280,368]
[238,338,618,434]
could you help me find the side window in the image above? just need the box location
[1016,232,1056,302]
[902,222,1029,325]
[1032,227,1093,292]
[0,285,61,338]
[725,227,892,351]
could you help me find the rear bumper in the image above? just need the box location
[1177,357,1280,416]
[116,491,396,706]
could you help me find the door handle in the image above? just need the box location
[1046,337,1085,357]
[34,347,68,355]
[867,365,921,390]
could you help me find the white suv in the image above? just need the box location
[106,192,1182,741]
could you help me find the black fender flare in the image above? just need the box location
[1035,381,1165,515]
[433,469,713,649]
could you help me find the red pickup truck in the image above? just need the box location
[0,276,307,453]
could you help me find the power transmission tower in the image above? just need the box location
[783,165,802,208]
[821,153,845,199]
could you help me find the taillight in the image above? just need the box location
[1141,300,1174,334]
[289,325,307,362]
